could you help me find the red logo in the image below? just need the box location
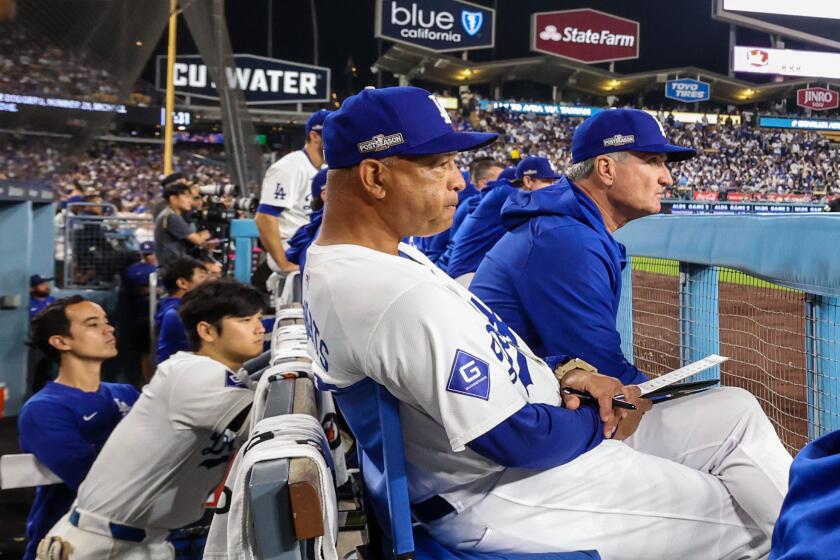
[531,9,639,64]
[746,49,769,67]
[797,87,839,111]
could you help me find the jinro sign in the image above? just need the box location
[797,87,839,111]
[376,0,495,53]
[531,8,639,64]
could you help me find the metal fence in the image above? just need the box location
[62,202,153,289]
[616,215,840,455]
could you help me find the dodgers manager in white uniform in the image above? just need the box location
[302,86,792,559]
[255,109,329,273]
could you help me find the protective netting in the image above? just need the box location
[0,0,262,188]
[627,257,840,455]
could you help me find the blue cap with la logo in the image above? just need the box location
[323,86,498,169]
[571,108,696,164]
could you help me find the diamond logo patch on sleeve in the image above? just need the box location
[446,350,491,400]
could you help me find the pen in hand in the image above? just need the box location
[561,387,637,411]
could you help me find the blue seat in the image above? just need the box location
[332,378,600,560]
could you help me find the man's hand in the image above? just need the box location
[279,261,300,274]
[560,369,645,438]
[612,387,652,441]
[186,230,211,247]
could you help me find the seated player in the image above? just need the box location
[472,109,679,385]
[39,280,266,559]
[446,156,559,286]
[286,167,327,273]
[155,257,209,363]
[304,86,791,559]
[29,275,56,320]
[20,297,139,560]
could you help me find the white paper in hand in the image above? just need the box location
[636,355,728,396]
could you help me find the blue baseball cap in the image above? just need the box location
[305,109,331,135]
[572,108,696,164]
[515,157,562,181]
[139,241,155,255]
[311,168,328,200]
[323,86,497,169]
[497,166,517,182]
[30,274,53,287]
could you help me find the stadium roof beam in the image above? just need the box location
[374,44,840,105]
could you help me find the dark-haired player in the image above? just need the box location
[20,297,138,560]
[39,281,266,559]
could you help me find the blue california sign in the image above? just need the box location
[665,79,711,102]
[377,0,495,52]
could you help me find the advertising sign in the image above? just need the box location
[531,9,639,64]
[376,0,495,53]
[797,87,839,111]
[665,79,711,102]
[722,0,840,20]
[759,115,840,131]
[733,46,840,80]
[155,54,330,105]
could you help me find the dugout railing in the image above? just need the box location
[614,214,840,453]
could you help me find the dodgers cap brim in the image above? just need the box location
[632,143,696,162]
[400,129,498,157]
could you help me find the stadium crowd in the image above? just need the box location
[457,107,840,199]
[0,22,120,101]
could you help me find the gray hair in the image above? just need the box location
[566,151,629,182]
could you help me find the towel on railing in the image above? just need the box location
[203,414,338,560]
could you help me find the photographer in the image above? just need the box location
[154,176,211,267]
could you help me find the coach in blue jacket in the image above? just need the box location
[446,157,559,285]
[471,108,696,386]
[286,167,327,272]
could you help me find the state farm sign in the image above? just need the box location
[531,9,639,64]
[797,87,839,111]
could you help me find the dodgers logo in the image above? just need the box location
[224,371,247,389]
[469,297,534,392]
[461,10,483,37]
[446,350,490,400]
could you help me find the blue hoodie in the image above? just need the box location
[285,208,323,272]
[471,178,647,386]
[155,296,188,363]
[445,178,517,279]
[771,429,840,559]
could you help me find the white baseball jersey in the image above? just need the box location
[259,149,319,251]
[302,242,562,509]
[74,352,254,530]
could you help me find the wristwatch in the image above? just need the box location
[554,357,598,385]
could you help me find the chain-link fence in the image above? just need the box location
[62,202,153,289]
[626,256,840,455]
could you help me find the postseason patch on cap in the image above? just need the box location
[603,134,636,147]
[357,132,405,154]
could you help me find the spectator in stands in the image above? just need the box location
[472,109,691,386]
[20,296,139,560]
[154,177,211,267]
[445,156,563,286]
[255,109,328,275]
[155,257,209,363]
[29,274,55,320]
[40,281,265,559]
[286,167,327,273]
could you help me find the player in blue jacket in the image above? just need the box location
[472,109,698,386]
[20,296,139,560]
[285,167,327,273]
[771,429,840,559]
[155,257,208,363]
[446,157,559,286]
